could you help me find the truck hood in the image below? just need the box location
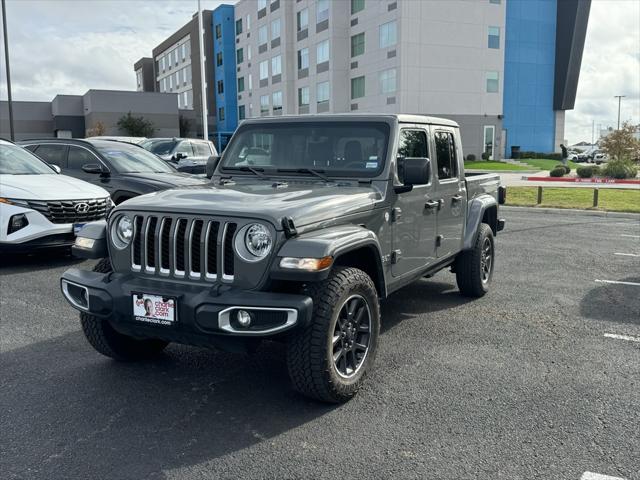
[117,180,383,228]
[118,172,209,188]
[0,173,109,200]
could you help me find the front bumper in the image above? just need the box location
[60,268,313,347]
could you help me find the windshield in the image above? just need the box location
[220,122,390,177]
[141,139,177,156]
[0,143,57,175]
[92,141,174,173]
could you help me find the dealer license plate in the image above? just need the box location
[132,294,176,325]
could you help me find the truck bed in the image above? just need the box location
[465,172,501,202]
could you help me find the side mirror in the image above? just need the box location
[398,157,431,189]
[205,155,220,179]
[49,164,61,174]
[82,164,104,174]
[175,152,187,161]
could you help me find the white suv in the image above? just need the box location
[0,140,112,252]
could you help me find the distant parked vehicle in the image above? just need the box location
[593,152,608,164]
[140,138,218,174]
[20,139,209,205]
[0,139,111,252]
[86,136,147,145]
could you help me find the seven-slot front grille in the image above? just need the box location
[27,198,109,224]
[130,215,237,282]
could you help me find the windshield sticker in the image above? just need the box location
[366,162,378,169]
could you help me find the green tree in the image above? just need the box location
[116,112,156,137]
[600,122,640,161]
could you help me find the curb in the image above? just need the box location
[521,176,640,185]
[501,205,640,219]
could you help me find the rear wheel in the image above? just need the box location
[287,267,380,403]
[80,258,168,361]
[455,223,495,298]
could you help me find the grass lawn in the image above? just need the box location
[464,161,529,171]
[506,187,640,213]
[518,158,581,171]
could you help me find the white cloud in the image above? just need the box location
[565,0,640,143]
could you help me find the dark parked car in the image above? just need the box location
[20,139,209,204]
[140,138,218,174]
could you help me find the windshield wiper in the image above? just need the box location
[277,168,330,181]
[225,166,267,178]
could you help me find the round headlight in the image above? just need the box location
[244,223,272,258]
[115,215,133,247]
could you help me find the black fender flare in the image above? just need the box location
[463,195,498,250]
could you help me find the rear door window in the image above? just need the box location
[33,144,68,168]
[67,146,100,169]
[434,131,458,180]
[193,142,212,157]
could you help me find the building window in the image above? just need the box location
[217,80,224,94]
[488,26,500,49]
[351,0,365,14]
[236,18,243,35]
[169,74,173,90]
[247,45,252,61]
[136,70,142,89]
[259,24,268,46]
[260,60,269,80]
[160,56,165,71]
[238,105,246,120]
[379,20,397,48]
[237,48,244,64]
[298,47,309,70]
[273,91,283,112]
[298,86,309,106]
[380,68,396,94]
[297,8,308,31]
[271,17,281,40]
[489,0,501,4]
[218,107,225,121]
[271,55,282,76]
[183,91,188,108]
[248,73,253,90]
[260,94,270,115]
[174,49,178,66]
[216,52,223,66]
[317,81,329,104]
[177,93,181,108]
[238,76,245,92]
[215,24,222,39]
[182,68,187,85]
[351,32,365,58]
[316,39,329,64]
[246,14,251,30]
[486,71,499,92]
[258,0,267,9]
[181,44,186,61]
[317,0,329,23]
[351,76,365,99]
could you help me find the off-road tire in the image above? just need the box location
[287,267,380,403]
[80,258,169,361]
[455,222,494,298]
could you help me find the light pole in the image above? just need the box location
[1,0,15,141]
[197,0,208,141]
[614,95,625,130]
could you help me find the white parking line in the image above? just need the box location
[604,333,640,343]
[621,234,640,239]
[581,472,627,480]
[613,253,640,257]
[595,279,640,287]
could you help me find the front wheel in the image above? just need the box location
[455,223,495,298]
[287,267,380,403]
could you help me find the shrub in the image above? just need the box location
[600,159,639,179]
[466,154,476,162]
[560,164,571,174]
[577,165,594,178]
[519,151,562,161]
[481,152,490,160]
[549,166,565,177]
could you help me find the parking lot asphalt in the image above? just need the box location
[1,209,639,480]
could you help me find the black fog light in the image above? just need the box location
[8,214,28,234]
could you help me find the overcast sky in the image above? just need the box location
[1,0,638,144]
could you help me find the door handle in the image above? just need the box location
[452,194,463,202]
[425,200,441,210]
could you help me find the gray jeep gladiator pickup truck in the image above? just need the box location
[61,114,505,403]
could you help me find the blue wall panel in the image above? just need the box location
[503,0,557,156]
[212,4,238,133]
